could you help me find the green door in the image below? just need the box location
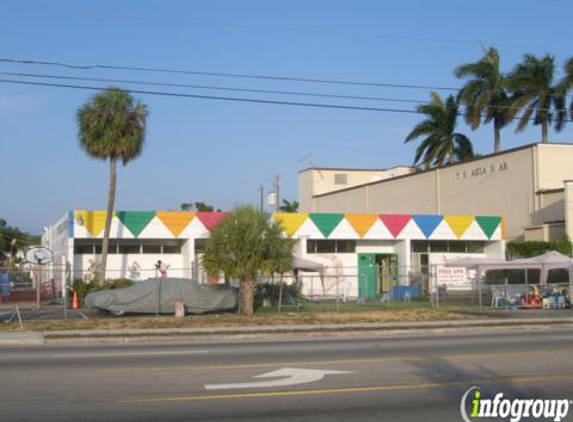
[358,253,378,300]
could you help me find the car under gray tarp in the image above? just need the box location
[85,278,237,315]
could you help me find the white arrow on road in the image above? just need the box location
[204,367,352,390]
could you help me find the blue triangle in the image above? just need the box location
[413,215,443,239]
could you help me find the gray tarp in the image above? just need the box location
[85,278,237,315]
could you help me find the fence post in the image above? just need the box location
[336,274,340,312]
[569,265,573,309]
[433,264,439,309]
[277,275,283,314]
[477,269,482,311]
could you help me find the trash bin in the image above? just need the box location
[0,271,10,301]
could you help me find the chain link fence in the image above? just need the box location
[2,263,571,321]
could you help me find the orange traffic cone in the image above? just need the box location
[72,291,78,310]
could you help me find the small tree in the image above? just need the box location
[202,205,294,316]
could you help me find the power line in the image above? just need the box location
[0,71,426,105]
[5,7,565,51]
[0,57,462,92]
[2,56,572,101]
[0,78,424,114]
[0,77,571,122]
[1,70,569,114]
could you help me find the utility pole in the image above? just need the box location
[259,185,264,211]
[274,175,280,212]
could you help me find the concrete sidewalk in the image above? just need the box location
[2,316,573,345]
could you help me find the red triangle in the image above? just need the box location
[379,214,411,238]
[196,212,228,232]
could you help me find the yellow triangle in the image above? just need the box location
[74,210,108,237]
[345,214,379,238]
[273,213,308,237]
[444,215,474,239]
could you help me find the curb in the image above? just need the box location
[2,317,573,346]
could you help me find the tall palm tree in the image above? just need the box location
[77,88,148,284]
[506,54,563,143]
[555,57,573,131]
[405,92,473,169]
[455,47,510,153]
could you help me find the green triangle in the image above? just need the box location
[309,213,345,238]
[476,216,501,239]
[116,211,156,237]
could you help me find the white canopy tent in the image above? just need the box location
[445,251,573,285]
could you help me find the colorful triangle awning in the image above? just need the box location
[380,215,411,238]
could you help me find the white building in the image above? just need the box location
[42,210,505,299]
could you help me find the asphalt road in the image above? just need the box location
[2,326,573,422]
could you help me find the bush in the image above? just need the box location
[256,281,304,306]
[506,237,573,259]
[72,278,135,307]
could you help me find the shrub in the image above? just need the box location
[506,237,572,259]
[72,278,135,307]
[256,281,304,306]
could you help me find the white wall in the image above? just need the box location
[73,253,185,281]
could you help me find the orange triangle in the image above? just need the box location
[156,211,196,237]
[444,215,474,239]
[345,214,379,238]
[273,213,308,237]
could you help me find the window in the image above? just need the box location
[142,244,161,254]
[411,240,486,254]
[108,241,118,254]
[448,241,466,253]
[74,242,93,255]
[411,240,428,253]
[195,239,208,253]
[466,241,485,254]
[336,240,356,253]
[162,240,182,254]
[334,173,348,185]
[118,241,140,254]
[316,240,336,253]
[307,239,355,254]
[429,240,448,253]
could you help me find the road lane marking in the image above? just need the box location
[118,372,573,404]
[99,348,570,374]
[51,350,208,358]
[204,368,352,390]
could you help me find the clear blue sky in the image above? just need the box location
[1,0,572,233]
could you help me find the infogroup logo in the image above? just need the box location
[460,386,571,422]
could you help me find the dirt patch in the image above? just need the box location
[0,308,479,332]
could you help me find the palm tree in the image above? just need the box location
[278,199,299,213]
[506,54,563,143]
[555,57,573,131]
[405,92,474,169]
[202,205,294,316]
[455,47,510,153]
[77,88,148,284]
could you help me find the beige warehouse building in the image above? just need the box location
[299,143,573,242]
